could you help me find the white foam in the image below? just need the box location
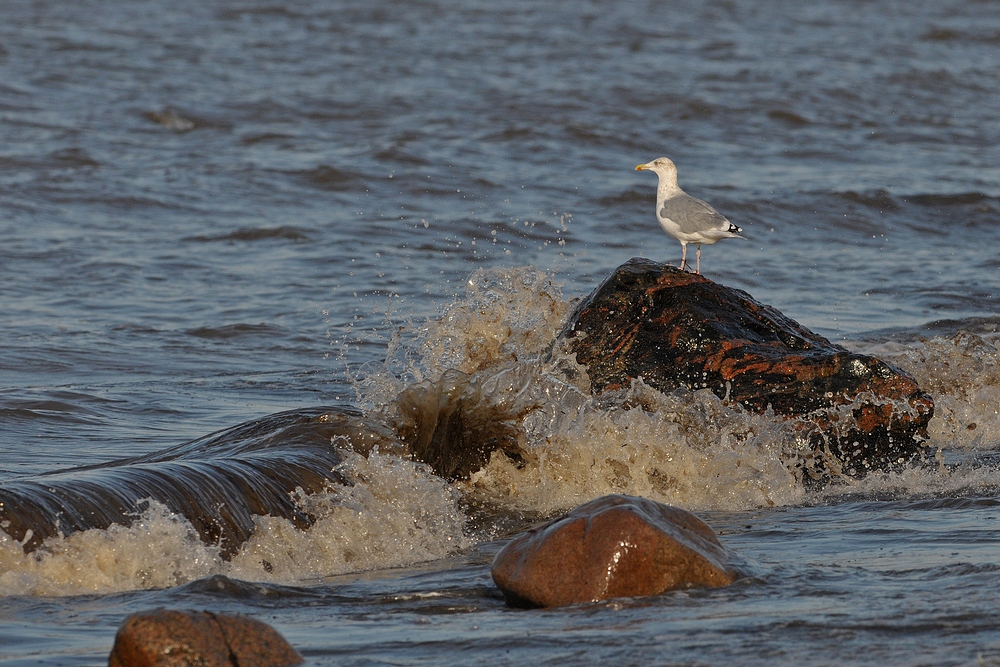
[0,501,219,596]
[461,377,807,515]
[813,454,1000,503]
[227,449,470,584]
[0,451,469,596]
[857,332,1000,450]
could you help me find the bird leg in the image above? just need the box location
[679,243,688,271]
[695,244,701,274]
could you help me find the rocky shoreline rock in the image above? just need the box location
[491,494,741,608]
[560,258,934,479]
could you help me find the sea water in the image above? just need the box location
[2,0,1000,664]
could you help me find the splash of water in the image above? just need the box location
[227,449,470,584]
[0,451,469,596]
[880,331,1000,450]
[5,268,1000,596]
[0,501,219,596]
[371,268,1000,519]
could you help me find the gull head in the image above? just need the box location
[635,157,678,185]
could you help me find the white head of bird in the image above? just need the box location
[635,157,743,274]
[635,157,680,195]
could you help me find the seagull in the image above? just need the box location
[635,157,743,274]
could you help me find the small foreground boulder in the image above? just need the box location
[109,609,302,667]
[491,494,740,608]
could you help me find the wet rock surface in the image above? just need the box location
[0,407,402,557]
[491,494,740,608]
[108,609,302,667]
[561,258,935,477]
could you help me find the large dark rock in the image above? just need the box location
[109,609,302,667]
[491,494,740,608]
[561,258,934,478]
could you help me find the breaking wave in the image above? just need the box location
[2,266,999,596]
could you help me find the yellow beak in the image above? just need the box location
[635,164,647,170]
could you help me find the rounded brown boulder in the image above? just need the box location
[491,494,741,608]
[109,609,302,667]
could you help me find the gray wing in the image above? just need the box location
[660,193,730,234]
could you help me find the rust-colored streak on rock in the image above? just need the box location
[561,258,934,477]
[491,495,739,608]
[108,609,302,667]
[606,319,642,359]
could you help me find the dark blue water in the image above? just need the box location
[2,0,1000,664]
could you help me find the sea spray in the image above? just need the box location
[4,270,1000,597]
[0,501,220,596]
[359,267,811,515]
[880,332,1000,450]
[415,266,570,378]
[373,268,1000,517]
[228,449,470,584]
[0,451,470,595]
[462,378,806,515]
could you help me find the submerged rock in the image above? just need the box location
[0,407,402,557]
[491,494,740,608]
[561,258,934,478]
[109,609,302,667]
